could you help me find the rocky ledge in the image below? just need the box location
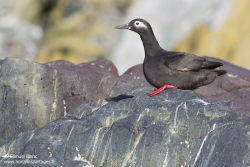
[0,57,250,167]
[0,87,249,167]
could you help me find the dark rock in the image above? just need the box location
[0,58,150,145]
[1,56,249,146]
[119,64,149,85]
[45,60,151,112]
[0,88,249,167]
[195,57,250,116]
[110,64,152,97]
[45,59,119,112]
[208,88,250,117]
[0,58,64,145]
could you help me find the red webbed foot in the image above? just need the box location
[149,84,177,96]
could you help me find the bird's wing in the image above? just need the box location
[164,52,206,71]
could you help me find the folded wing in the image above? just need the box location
[164,52,223,71]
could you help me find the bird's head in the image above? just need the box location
[115,18,151,34]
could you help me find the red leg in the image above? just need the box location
[149,84,177,96]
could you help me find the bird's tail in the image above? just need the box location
[215,70,227,76]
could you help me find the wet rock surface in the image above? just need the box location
[0,88,249,167]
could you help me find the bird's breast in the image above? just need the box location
[143,56,173,88]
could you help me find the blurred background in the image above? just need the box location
[0,0,249,74]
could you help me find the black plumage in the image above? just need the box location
[115,18,226,96]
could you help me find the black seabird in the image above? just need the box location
[115,18,227,96]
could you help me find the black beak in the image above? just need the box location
[115,24,130,29]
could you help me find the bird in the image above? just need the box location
[115,18,227,96]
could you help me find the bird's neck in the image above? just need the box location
[140,31,161,57]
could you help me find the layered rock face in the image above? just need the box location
[0,57,249,167]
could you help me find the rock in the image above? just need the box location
[1,56,249,147]
[0,58,64,145]
[194,57,250,116]
[0,56,249,157]
[45,60,151,112]
[0,87,249,167]
[110,64,151,97]
[0,58,150,144]
[44,59,119,112]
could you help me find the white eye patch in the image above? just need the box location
[134,21,147,29]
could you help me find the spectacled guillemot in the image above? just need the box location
[115,18,226,96]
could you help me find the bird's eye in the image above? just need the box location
[135,22,139,25]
